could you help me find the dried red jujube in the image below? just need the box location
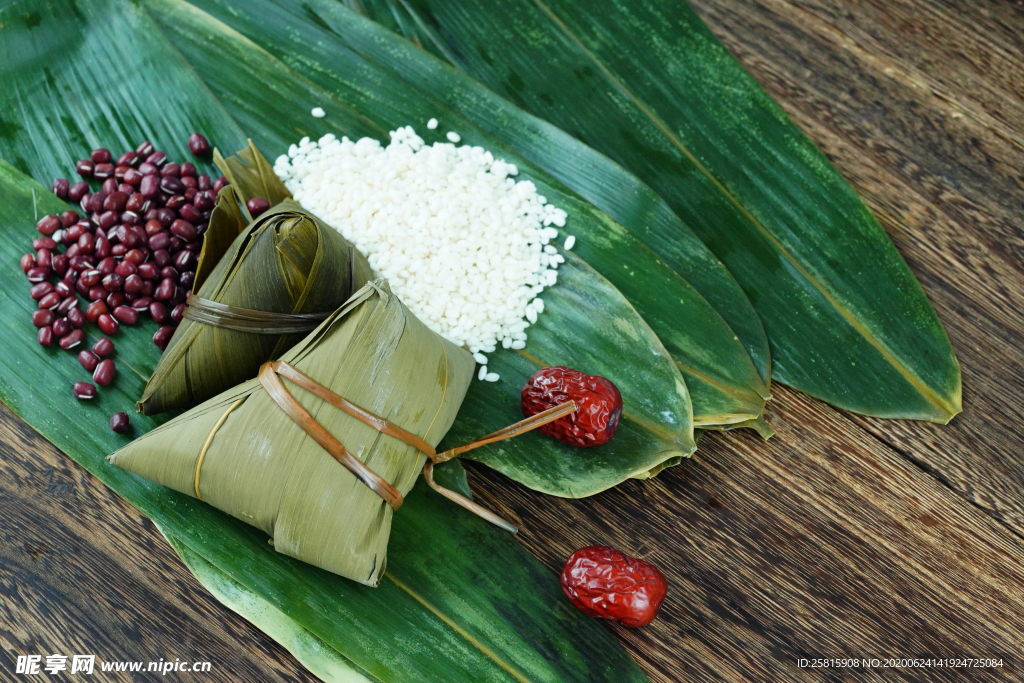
[521,366,622,447]
[560,546,667,628]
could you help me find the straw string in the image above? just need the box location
[184,295,333,334]
[256,361,577,531]
[194,396,246,500]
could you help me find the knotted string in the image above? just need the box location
[194,360,576,533]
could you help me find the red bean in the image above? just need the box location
[137,262,158,280]
[97,313,119,335]
[83,192,106,213]
[197,174,212,191]
[94,236,111,260]
[160,162,180,178]
[165,194,186,211]
[93,359,116,386]
[90,148,112,164]
[153,249,171,268]
[213,176,229,193]
[97,211,119,230]
[155,208,176,226]
[93,163,114,180]
[97,257,116,275]
[87,285,106,301]
[188,133,211,156]
[147,232,169,251]
[153,326,175,350]
[69,255,94,272]
[85,300,108,322]
[67,182,88,203]
[118,151,138,167]
[154,277,176,301]
[79,269,101,288]
[140,174,160,198]
[60,210,80,227]
[102,273,124,292]
[141,280,155,297]
[37,215,61,236]
[247,197,270,217]
[179,271,195,289]
[136,140,154,157]
[127,249,149,265]
[149,301,170,324]
[27,267,49,283]
[52,255,70,276]
[73,381,96,400]
[38,326,54,347]
[57,296,78,315]
[32,310,55,327]
[38,292,61,310]
[131,296,153,311]
[171,303,186,324]
[179,204,202,224]
[76,160,94,178]
[21,254,36,273]
[59,329,84,350]
[123,274,144,294]
[125,168,145,187]
[33,238,57,251]
[193,189,215,211]
[146,151,167,167]
[30,282,53,300]
[54,281,72,298]
[52,178,70,198]
[103,191,128,212]
[77,232,95,254]
[106,292,125,310]
[92,337,114,357]
[113,262,136,278]
[110,412,130,433]
[112,305,138,325]
[52,317,71,338]
[67,307,85,328]
[78,349,100,372]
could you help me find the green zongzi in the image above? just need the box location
[137,192,373,414]
[113,280,474,585]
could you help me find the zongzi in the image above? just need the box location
[112,280,474,585]
[137,191,373,414]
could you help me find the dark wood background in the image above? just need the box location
[2,0,1023,680]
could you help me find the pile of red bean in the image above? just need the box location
[24,133,222,432]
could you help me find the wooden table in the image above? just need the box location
[3,0,1022,680]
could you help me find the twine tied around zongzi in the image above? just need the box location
[184,295,334,334]
[184,246,357,335]
[207,360,576,533]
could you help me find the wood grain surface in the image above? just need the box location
[2,0,1022,681]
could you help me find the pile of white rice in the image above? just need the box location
[274,124,574,381]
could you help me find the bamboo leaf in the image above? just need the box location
[147,0,767,439]
[0,0,698,492]
[166,532,381,683]
[0,156,648,681]
[358,0,961,423]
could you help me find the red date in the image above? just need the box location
[560,546,666,627]
[521,366,622,447]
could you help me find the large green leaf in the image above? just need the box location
[0,0,698,497]
[160,0,770,432]
[0,156,647,681]
[359,0,961,423]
